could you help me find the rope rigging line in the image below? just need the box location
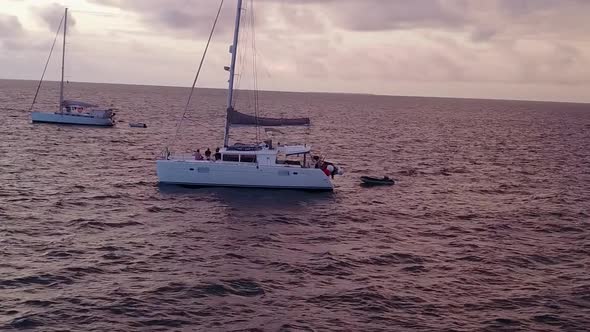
[233,3,251,111]
[233,2,259,144]
[30,14,65,111]
[170,0,225,147]
[250,0,261,144]
[234,0,262,144]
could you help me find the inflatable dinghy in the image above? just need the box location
[360,176,395,186]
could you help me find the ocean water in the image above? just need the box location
[1,79,589,331]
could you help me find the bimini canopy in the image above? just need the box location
[280,145,312,156]
[62,100,98,108]
[228,108,310,127]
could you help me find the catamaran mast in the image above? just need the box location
[58,7,67,113]
[223,0,243,147]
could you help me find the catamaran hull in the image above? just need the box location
[157,160,334,191]
[31,112,114,126]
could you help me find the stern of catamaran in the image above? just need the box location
[275,143,344,177]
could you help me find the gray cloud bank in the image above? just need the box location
[0,14,24,37]
[1,0,589,102]
[85,0,590,86]
[33,3,77,32]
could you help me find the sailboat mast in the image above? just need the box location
[58,7,67,113]
[223,0,243,147]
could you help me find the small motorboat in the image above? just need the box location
[360,176,395,186]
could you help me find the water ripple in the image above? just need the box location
[1,80,589,330]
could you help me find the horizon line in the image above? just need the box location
[1,77,588,105]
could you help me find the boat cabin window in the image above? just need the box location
[240,155,257,163]
[221,154,257,163]
[222,154,239,162]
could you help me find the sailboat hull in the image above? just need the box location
[157,160,334,191]
[31,112,114,126]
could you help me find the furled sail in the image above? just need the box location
[228,108,310,127]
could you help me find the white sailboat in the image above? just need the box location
[31,8,115,127]
[157,0,343,191]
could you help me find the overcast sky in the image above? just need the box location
[1,0,589,102]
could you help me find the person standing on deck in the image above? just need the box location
[205,148,212,160]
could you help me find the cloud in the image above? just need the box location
[33,3,77,32]
[495,0,583,16]
[86,0,590,87]
[328,0,468,31]
[0,15,24,38]
[86,0,590,44]
[90,0,234,38]
[0,15,31,52]
[91,0,468,34]
[2,0,589,102]
[470,27,497,42]
[1,39,50,51]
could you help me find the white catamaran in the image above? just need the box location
[31,8,115,127]
[157,0,343,191]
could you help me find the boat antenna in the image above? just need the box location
[223,0,244,147]
[58,8,67,114]
[170,0,225,147]
[30,14,64,111]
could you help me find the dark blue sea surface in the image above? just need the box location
[1,79,589,331]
